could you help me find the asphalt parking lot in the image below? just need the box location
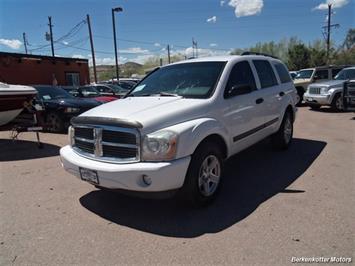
[0,106,354,265]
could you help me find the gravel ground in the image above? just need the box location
[0,106,354,265]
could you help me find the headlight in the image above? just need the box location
[68,126,75,146]
[64,107,80,113]
[320,87,330,95]
[142,130,178,161]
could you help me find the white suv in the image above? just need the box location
[60,55,298,206]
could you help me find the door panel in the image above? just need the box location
[221,61,266,154]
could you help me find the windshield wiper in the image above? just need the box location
[159,92,179,97]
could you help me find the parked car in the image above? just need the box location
[64,86,118,103]
[289,71,298,80]
[304,66,355,111]
[33,85,101,132]
[92,83,130,98]
[293,65,345,105]
[60,54,298,206]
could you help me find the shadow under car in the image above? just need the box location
[79,138,326,238]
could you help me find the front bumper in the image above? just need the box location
[60,145,191,192]
[303,93,332,105]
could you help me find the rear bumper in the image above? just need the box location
[303,93,331,105]
[60,145,191,192]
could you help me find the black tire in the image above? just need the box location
[310,105,321,110]
[179,142,224,207]
[271,111,293,150]
[46,112,65,132]
[331,93,343,112]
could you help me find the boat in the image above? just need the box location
[0,82,37,126]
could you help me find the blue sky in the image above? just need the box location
[0,0,354,65]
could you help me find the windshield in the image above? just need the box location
[35,86,73,100]
[295,70,314,79]
[128,62,226,98]
[334,69,355,80]
[80,86,100,97]
[107,84,129,94]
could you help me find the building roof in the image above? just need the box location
[0,51,88,63]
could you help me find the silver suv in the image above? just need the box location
[303,67,355,111]
[293,66,344,105]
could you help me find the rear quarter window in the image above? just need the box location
[273,62,292,83]
[253,60,278,88]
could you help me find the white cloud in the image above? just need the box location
[0,38,22,49]
[228,0,263,17]
[120,47,149,54]
[91,56,128,66]
[210,43,218,47]
[154,43,161,47]
[220,1,225,6]
[207,16,217,23]
[313,0,349,10]
[172,46,229,58]
[62,41,69,45]
[72,54,85,59]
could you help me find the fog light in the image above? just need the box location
[142,175,152,186]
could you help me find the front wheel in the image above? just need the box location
[46,112,64,133]
[179,142,224,207]
[331,94,343,112]
[271,111,293,150]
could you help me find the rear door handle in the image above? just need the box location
[255,98,264,104]
[279,92,285,97]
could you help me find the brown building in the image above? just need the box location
[0,52,90,86]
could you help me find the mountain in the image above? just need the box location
[90,62,144,82]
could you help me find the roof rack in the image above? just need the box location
[241,51,279,60]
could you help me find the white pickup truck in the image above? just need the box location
[60,55,298,206]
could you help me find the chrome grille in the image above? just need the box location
[309,87,321,94]
[72,125,140,163]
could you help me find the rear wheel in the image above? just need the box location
[331,93,343,112]
[271,111,293,150]
[180,142,224,207]
[46,112,64,132]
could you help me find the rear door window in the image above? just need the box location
[273,62,292,83]
[253,60,278,88]
[314,69,329,80]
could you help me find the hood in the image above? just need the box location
[309,79,345,88]
[80,96,211,132]
[294,79,311,85]
[44,97,100,108]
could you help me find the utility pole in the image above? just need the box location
[87,14,97,83]
[112,7,123,82]
[192,38,198,58]
[167,44,171,64]
[48,16,55,57]
[326,4,331,62]
[192,38,195,58]
[22,32,28,54]
[322,4,339,64]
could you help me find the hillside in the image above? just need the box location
[90,62,145,82]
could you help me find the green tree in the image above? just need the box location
[288,44,311,70]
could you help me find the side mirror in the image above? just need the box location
[313,75,319,81]
[226,84,253,98]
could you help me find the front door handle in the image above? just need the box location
[279,91,285,97]
[256,98,264,104]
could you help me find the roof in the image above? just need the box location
[169,55,282,66]
[299,65,351,71]
[0,51,88,63]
